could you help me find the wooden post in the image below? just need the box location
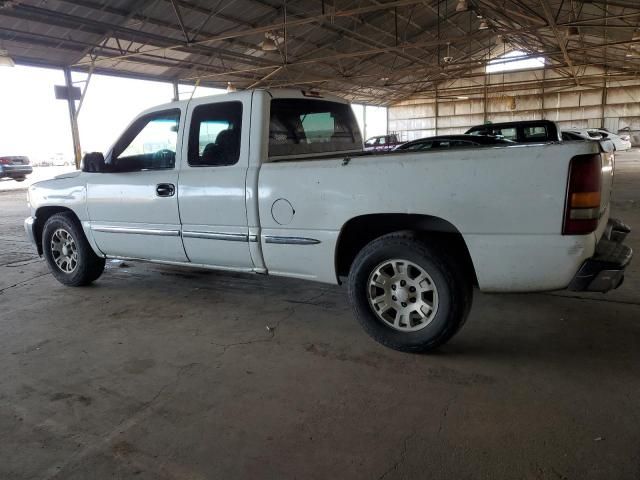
[63,67,82,169]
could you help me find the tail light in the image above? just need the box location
[563,154,602,235]
[0,157,10,165]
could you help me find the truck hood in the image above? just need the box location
[30,170,84,194]
[54,170,82,180]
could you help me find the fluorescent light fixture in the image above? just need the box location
[0,48,15,67]
[479,20,489,30]
[456,96,469,100]
[566,26,580,38]
[261,33,278,52]
[455,0,468,12]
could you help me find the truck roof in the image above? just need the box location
[147,88,350,113]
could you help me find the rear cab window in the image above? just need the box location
[523,126,548,141]
[268,99,363,159]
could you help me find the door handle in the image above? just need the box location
[156,183,175,197]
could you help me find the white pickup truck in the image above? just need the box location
[25,89,632,352]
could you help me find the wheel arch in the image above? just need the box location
[334,213,477,286]
[33,206,81,256]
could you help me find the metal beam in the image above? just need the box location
[172,81,180,101]
[73,0,427,67]
[169,0,190,43]
[539,0,580,85]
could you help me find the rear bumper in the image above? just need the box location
[568,218,632,292]
[0,165,33,177]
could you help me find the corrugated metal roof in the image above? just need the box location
[1,0,638,104]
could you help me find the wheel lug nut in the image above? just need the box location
[409,286,415,292]
[400,280,406,286]
[401,302,407,307]
[391,285,396,290]
[392,296,397,301]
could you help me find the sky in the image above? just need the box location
[486,50,546,74]
[0,65,387,161]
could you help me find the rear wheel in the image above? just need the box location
[348,232,472,352]
[13,177,26,182]
[42,213,105,286]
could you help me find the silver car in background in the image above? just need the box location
[0,155,33,182]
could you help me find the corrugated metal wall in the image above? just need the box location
[388,67,640,144]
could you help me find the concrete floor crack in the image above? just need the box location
[211,308,296,356]
[377,431,416,480]
[438,394,457,435]
[0,271,50,294]
[541,292,640,306]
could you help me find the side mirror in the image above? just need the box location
[81,152,105,172]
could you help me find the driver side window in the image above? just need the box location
[113,110,180,172]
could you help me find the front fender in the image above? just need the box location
[28,174,103,258]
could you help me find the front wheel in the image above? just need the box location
[42,213,105,286]
[348,233,472,353]
[13,177,26,182]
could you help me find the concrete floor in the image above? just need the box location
[1,152,639,480]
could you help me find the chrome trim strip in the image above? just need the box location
[182,231,248,242]
[264,235,321,245]
[91,225,180,237]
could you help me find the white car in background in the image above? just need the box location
[589,129,632,151]
[48,153,72,166]
[561,128,604,141]
[562,128,632,151]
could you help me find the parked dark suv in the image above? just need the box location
[465,120,561,143]
[395,134,515,151]
[364,134,401,152]
[0,156,33,182]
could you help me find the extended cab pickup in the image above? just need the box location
[25,89,633,352]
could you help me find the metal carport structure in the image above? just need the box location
[1,0,639,161]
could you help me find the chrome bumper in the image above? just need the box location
[24,216,40,254]
[568,218,632,293]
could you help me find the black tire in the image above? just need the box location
[42,213,105,286]
[348,232,472,353]
[14,177,26,182]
